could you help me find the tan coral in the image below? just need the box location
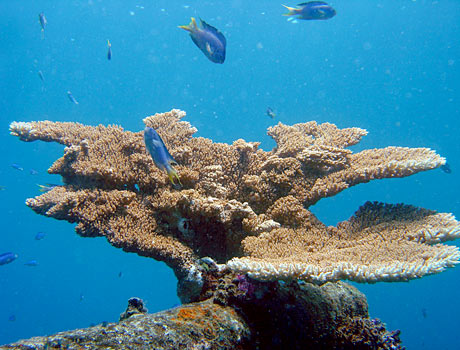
[200,165,228,198]
[150,189,257,262]
[25,186,196,273]
[228,201,460,282]
[306,146,445,205]
[10,109,459,285]
[267,121,367,158]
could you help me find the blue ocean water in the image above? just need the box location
[0,1,459,347]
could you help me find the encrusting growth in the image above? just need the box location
[10,109,460,291]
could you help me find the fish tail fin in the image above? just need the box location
[166,164,182,186]
[178,17,198,32]
[282,4,299,16]
[191,17,198,29]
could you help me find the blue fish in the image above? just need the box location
[144,127,181,185]
[8,315,16,322]
[266,107,276,119]
[38,12,47,32]
[38,70,45,82]
[11,163,24,171]
[35,232,46,240]
[67,91,79,105]
[440,163,451,174]
[30,169,39,175]
[107,40,112,60]
[179,17,226,64]
[283,2,336,20]
[24,260,39,267]
[0,252,18,266]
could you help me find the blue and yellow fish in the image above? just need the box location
[38,12,47,32]
[35,232,46,240]
[0,252,18,266]
[283,2,336,20]
[179,17,226,64]
[37,183,60,192]
[440,163,452,174]
[38,70,45,82]
[11,163,24,171]
[24,260,39,267]
[67,91,79,105]
[144,127,181,185]
[266,107,276,119]
[107,40,112,60]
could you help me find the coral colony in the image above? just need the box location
[6,109,460,349]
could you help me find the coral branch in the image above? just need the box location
[229,201,460,282]
[10,110,459,289]
[307,146,445,205]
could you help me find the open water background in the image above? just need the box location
[0,1,459,348]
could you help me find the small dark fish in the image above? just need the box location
[0,252,18,266]
[283,2,336,20]
[422,308,427,318]
[37,183,60,192]
[440,163,451,174]
[35,232,46,240]
[67,91,79,105]
[107,40,112,60]
[39,13,47,32]
[38,70,45,82]
[118,271,123,278]
[144,127,181,185]
[266,107,276,119]
[24,260,39,267]
[8,315,16,322]
[179,17,226,64]
[11,163,24,171]
[30,169,39,175]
